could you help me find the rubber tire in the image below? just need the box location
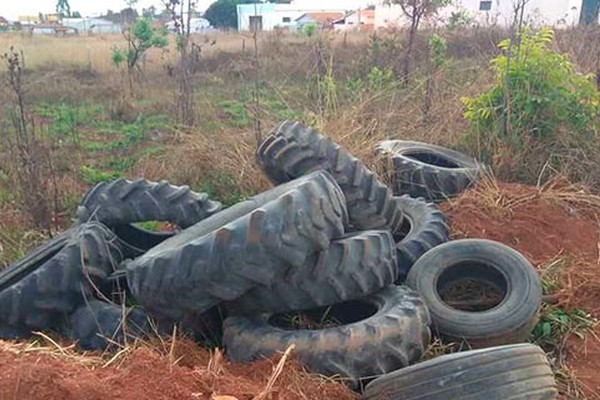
[127,171,348,320]
[363,343,558,400]
[377,140,481,202]
[76,178,223,229]
[406,239,542,348]
[258,120,400,230]
[223,285,431,389]
[392,196,449,281]
[64,300,149,351]
[0,223,123,336]
[229,230,398,314]
[0,228,74,292]
[113,224,175,259]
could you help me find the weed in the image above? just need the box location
[80,166,120,185]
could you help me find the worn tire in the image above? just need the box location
[258,120,400,230]
[224,286,431,388]
[363,343,558,400]
[76,178,223,229]
[406,239,542,347]
[113,224,175,259]
[127,172,348,320]
[377,140,481,202]
[64,300,149,351]
[392,196,449,281]
[229,230,398,314]
[0,223,123,336]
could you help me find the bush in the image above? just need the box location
[462,28,600,186]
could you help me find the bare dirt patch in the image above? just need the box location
[0,338,358,400]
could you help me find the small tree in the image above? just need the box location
[164,0,197,126]
[56,0,71,17]
[112,18,168,95]
[384,0,451,85]
[462,28,600,185]
[204,0,255,29]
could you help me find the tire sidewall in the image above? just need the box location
[407,239,541,342]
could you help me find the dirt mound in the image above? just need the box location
[443,180,600,399]
[0,339,358,400]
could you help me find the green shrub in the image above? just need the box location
[462,28,600,185]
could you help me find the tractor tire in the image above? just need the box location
[224,285,431,389]
[363,343,558,400]
[392,196,449,281]
[64,300,149,351]
[406,239,542,348]
[257,120,400,230]
[126,172,348,320]
[0,223,123,337]
[229,230,398,314]
[76,178,223,229]
[377,140,481,202]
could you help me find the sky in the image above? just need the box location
[1,0,374,20]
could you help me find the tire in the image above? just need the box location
[0,223,123,336]
[76,178,223,229]
[406,239,542,347]
[223,286,431,388]
[363,343,558,400]
[257,120,400,230]
[0,228,75,292]
[392,196,449,281]
[377,140,481,202]
[64,300,149,351]
[126,172,348,320]
[113,224,175,259]
[229,230,398,314]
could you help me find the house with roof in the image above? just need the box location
[237,2,347,31]
[0,16,9,32]
[295,12,344,30]
[333,7,375,31]
[375,0,588,29]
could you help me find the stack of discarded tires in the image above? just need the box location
[0,120,557,399]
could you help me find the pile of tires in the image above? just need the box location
[0,120,556,399]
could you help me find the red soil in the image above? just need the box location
[443,181,600,399]
[0,339,358,400]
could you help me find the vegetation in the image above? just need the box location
[112,18,168,95]
[463,28,600,186]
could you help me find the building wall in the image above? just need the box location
[375,0,585,29]
[237,3,346,30]
[62,18,121,33]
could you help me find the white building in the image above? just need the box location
[62,18,122,34]
[375,0,586,29]
[237,2,350,31]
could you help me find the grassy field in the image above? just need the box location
[2,26,600,399]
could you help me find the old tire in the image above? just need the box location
[224,286,431,388]
[392,196,449,281]
[229,230,398,314]
[363,343,557,400]
[377,140,481,202]
[258,120,400,230]
[127,172,348,320]
[76,178,222,229]
[406,239,542,347]
[0,223,123,336]
[64,300,149,351]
